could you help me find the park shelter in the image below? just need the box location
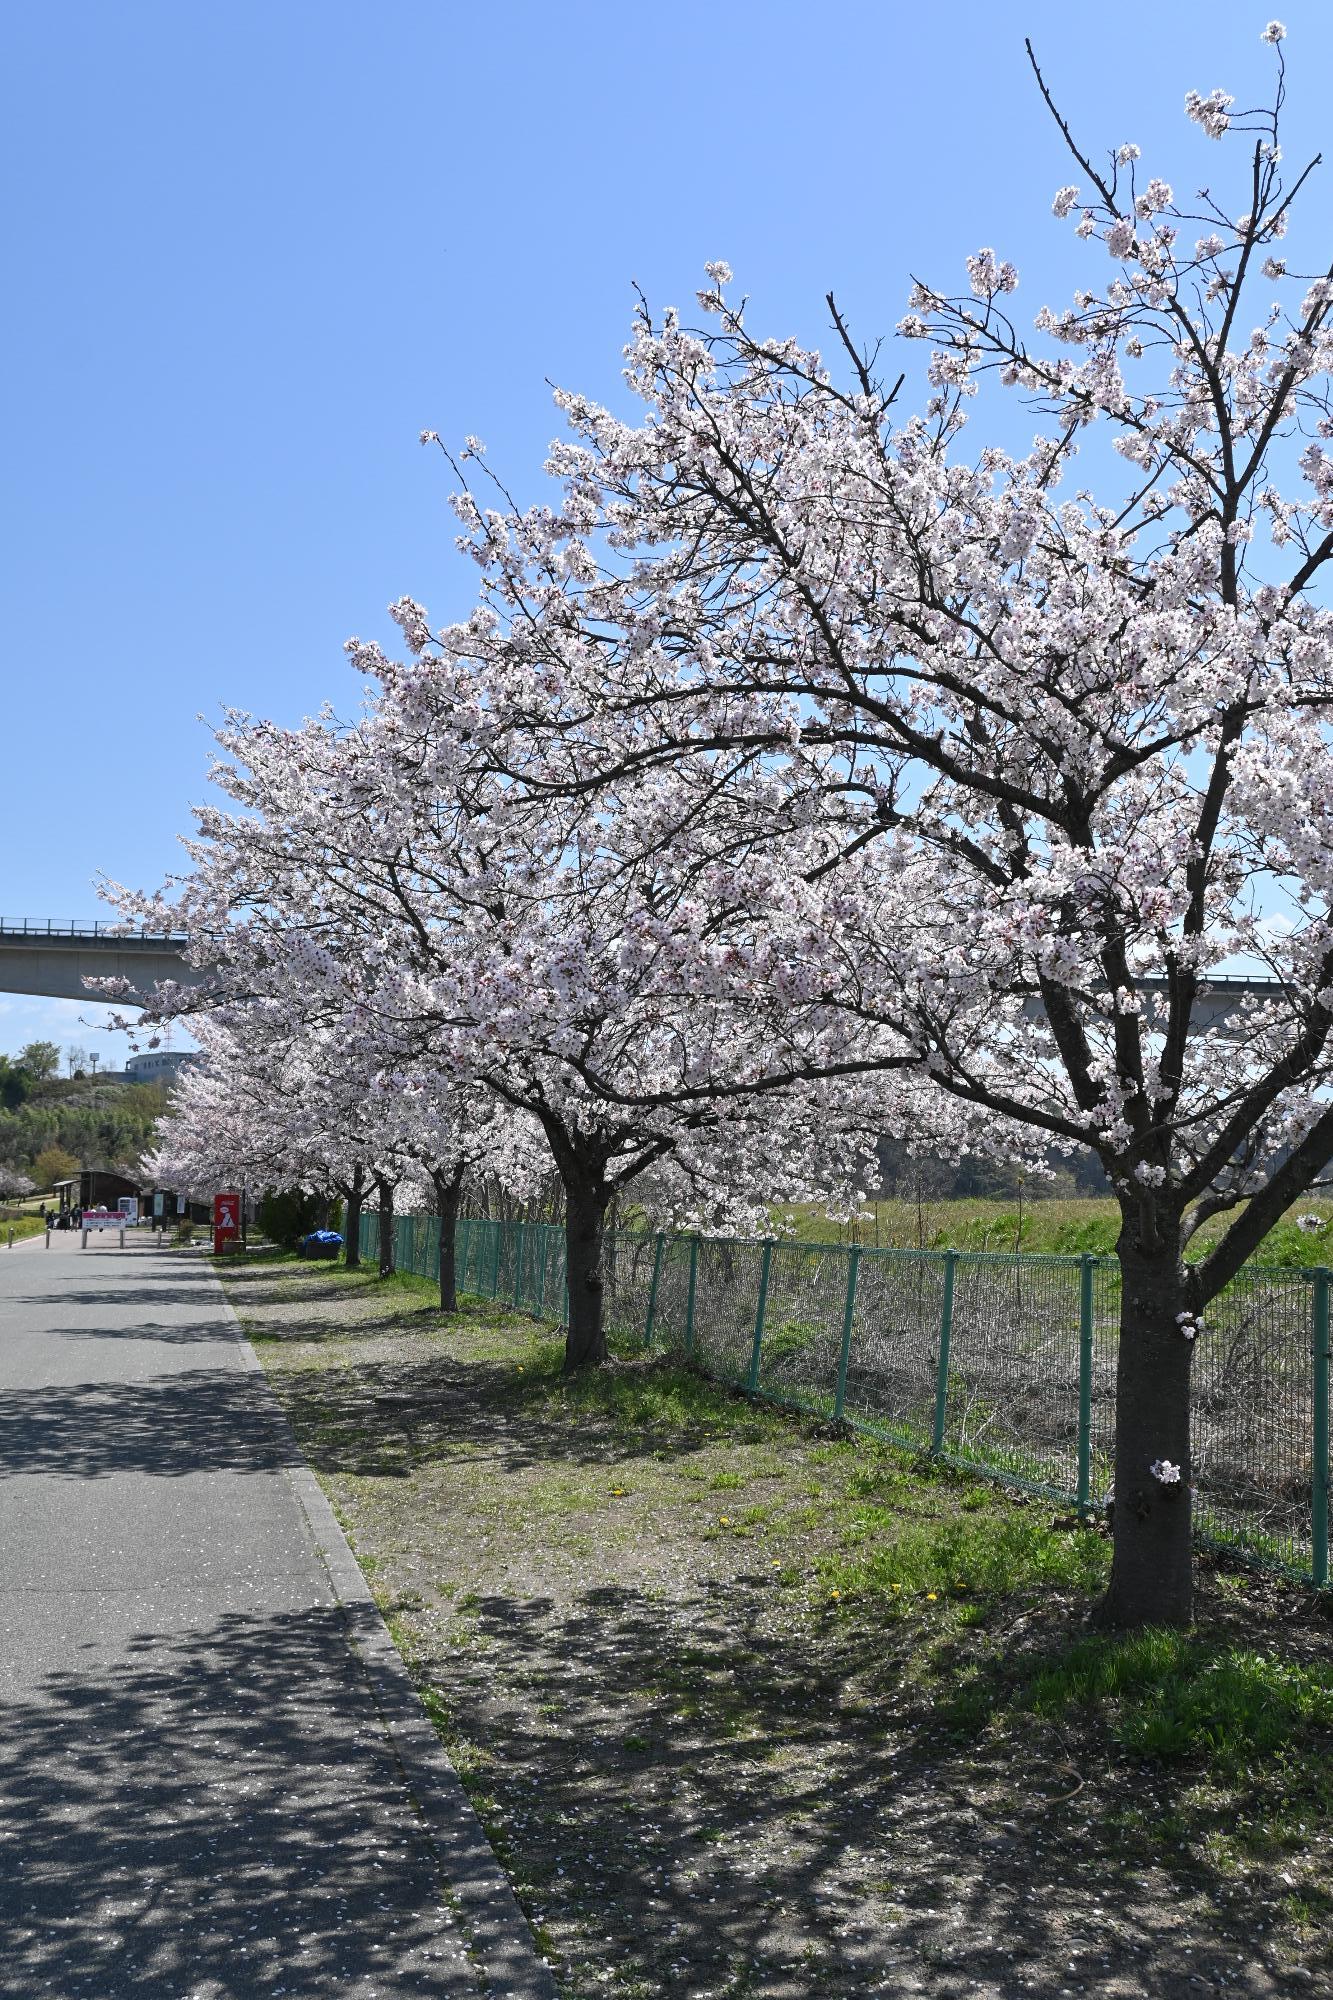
[53,1170,140,1219]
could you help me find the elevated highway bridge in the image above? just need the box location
[0,919,1293,1034]
[0,919,206,1005]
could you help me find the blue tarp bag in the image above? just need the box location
[299,1229,343,1259]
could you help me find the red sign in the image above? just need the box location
[212,1190,241,1255]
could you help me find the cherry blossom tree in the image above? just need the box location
[386,24,1333,1627]
[108,685,888,1367]
[348,1037,548,1310]
[145,1017,371,1256]
[144,991,547,1305]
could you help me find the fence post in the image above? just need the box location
[748,1241,774,1393]
[1077,1254,1095,1514]
[644,1233,665,1348]
[491,1220,502,1299]
[932,1250,957,1456]
[537,1225,549,1317]
[834,1245,862,1423]
[513,1220,526,1308]
[685,1235,700,1359]
[1314,1266,1330,1589]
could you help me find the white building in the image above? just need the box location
[124,1050,198,1086]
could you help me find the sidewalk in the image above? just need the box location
[0,1232,552,1999]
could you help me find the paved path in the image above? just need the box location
[0,1233,549,1999]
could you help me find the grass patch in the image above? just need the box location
[1025,1630,1333,1774]
[524,1347,782,1444]
[821,1503,1111,1609]
[1,1214,48,1243]
[775,1192,1333,1264]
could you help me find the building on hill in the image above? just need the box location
[124,1050,197,1087]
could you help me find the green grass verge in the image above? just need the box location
[0,1214,47,1243]
[1023,1631,1333,1773]
[775,1193,1333,1264]
[229,1257,1333,1994]
[230,1248,1329,1787]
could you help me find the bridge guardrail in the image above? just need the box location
[0,919,189,943]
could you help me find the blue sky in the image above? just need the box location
[3,1,1329,1061]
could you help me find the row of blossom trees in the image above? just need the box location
[136,704,891,1337]
[146,1013,551,1306]
[120,24,1333,1629]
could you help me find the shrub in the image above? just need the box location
[257,1187,327,1247]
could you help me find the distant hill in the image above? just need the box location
[0,1071,169,1180]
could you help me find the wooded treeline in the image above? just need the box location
[0,1054,168,1179]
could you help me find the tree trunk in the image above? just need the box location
[563,1167,611,1372]
[1096,1227,1195,1629]
[431,1165,464,1314]
[343,1173,364,1270]
[377,1178,395,1279]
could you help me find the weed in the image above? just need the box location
[821,1508,1110,1607]
[760,1318,824,1367]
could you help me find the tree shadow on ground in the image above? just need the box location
[248,1302,440,1345]
[225,1266,423,1345]
[0,1367,305,1480]
[50,1318,241,1345]
[12,1283,226,1308]
[0,1607,478,1999]
[261,1306,1328,1998]
[240,1265,1331,1997]
[278,1347,751,1481]
[400,1572,1322,2000]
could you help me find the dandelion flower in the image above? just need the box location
[926,1592,938,1601]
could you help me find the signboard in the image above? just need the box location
[153,1191,165,1220]
[83,1209,123,1232]
[213,1190,241,1255]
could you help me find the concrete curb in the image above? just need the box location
[214,1263,558,2000]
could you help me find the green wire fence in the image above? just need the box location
[364,1209,1332,1591]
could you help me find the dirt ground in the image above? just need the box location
[224,1255,1333,2000]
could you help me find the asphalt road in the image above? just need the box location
[0,1232,492,1999]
